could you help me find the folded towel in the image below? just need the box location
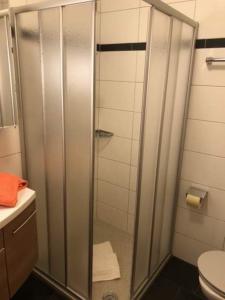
[93,241,121,282]
[0,173,28,207]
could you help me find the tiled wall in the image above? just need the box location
[95,0,150,234]
[0,0,37,177]
[162,0,225,265]
[0,2,21,175]
[0,127,22,175]
[2,0,225,262]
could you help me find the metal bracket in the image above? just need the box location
[95,129,114,138]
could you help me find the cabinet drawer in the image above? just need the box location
[0,248,9,300]
[4,202,38,297]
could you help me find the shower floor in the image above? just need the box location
[93,221,133,300]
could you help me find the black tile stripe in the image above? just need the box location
[195,39,206,49]
[97,38,225,52]
[196,38,225,49]
[97,42,146,52]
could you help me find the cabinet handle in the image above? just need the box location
[13,210,36,235]
[0,248,4,254]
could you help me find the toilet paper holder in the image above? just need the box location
[186,187,208,203]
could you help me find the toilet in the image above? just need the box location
[198,251,225,300]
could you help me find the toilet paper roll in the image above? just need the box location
[186,194,202,208]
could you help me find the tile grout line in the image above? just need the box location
[183,148,225,159]
[187,117,225,125]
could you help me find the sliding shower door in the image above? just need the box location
[131,6,196,298]
[12,1,95,298]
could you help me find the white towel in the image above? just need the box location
[93,241,121,282]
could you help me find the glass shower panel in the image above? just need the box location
[63,2,94,298]
[0,16,14,126]
[16,11,49,273]
[158,22,194,263]
[132,8,171,293]
[39,7,65,283]
[150,18,183,274]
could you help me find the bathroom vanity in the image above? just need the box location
[0,188,37,299]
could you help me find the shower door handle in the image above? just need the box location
[95,129,114,138]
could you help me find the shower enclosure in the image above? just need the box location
[7,0,198,299]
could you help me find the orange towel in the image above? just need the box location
[0,173,28,207]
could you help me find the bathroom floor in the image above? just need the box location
[11,275,66,300]
[12,252,207,300]
[142,256,207,300]
[93,220,133,300]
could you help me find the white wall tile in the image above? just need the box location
[136,51,146,82]
[95,81,100,108]
[170,1,195,19]
[98,136,132,164]
[173,233,214,266]
[128,214,135,234]
[94,179,98,217]
[95,108,99,129]
[99,108,133,138]
[139,0,151,7]
[100,52,137,82]
[132,112,142,140]
[185,119,225,157]
[96,12,101,44]
[0,2,8,9]
[101,0,139,12]
[195,0,225,39]
[130,166,138,191]
[98,157,130,188]
[0,153,22,176]
[138,7,150,42]
[189,86,225,123]
[96,52,100,81]
[181,150,225,190]
[178,179,225,222]
[175,207,225,248]
[131,140,139,166]
[97,180,129,211]
[129,191,137,214]
[0,127,21,157]
[97,202,128,231]
[101,9,139,43]
[99,81,135,111]
[134,83,144,113]
[193,49,225,86]
[9,0,25,6]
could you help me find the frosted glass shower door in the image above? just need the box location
[13,1,95,299]
[132,8,171,293]
[63,3,94,298]
[131,6,195,298]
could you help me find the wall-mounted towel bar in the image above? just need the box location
[206,57,225,64]
[95,129,114,138]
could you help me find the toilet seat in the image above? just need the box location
[199,277,225,300]
[198,251,225,298]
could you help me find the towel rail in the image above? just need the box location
[206,57,225,64]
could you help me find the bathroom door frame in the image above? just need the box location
[130,0,198,299]
[10,0,96,299]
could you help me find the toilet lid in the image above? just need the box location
[198,251,225,295]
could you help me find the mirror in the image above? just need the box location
[0,13,16,128]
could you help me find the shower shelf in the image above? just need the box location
[95,129,114,138]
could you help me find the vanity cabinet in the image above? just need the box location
[0,201,38,299]
[0,231,9,300]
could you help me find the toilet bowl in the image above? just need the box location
[198,251,225,300]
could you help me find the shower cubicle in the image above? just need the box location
[4,0,198,299]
